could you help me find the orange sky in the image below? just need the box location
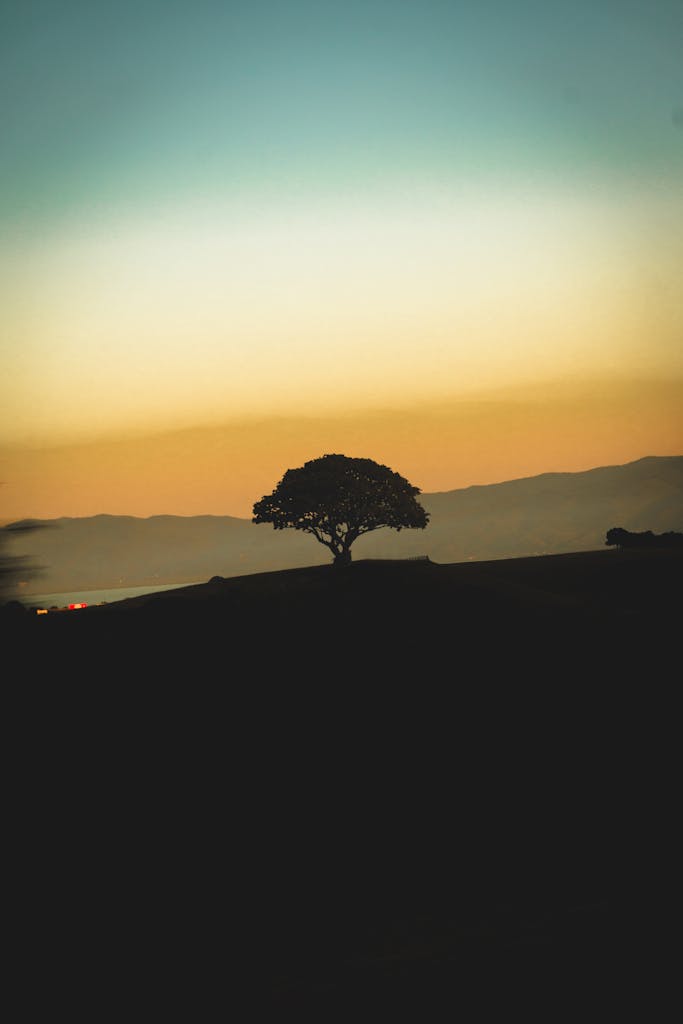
[2,375,680,522]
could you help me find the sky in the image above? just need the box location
[1,0,682,520]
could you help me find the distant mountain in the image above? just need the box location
[356,453,683,562]
[8,513,322,596]
[8,455,683,595]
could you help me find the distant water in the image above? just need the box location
[22,582,201,609]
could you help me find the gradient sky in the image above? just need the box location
[1,0,682,520]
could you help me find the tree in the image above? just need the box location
[252,454,429,566]
[606,526,683,549]
[605,527,632,549]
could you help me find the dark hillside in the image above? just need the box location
[7,549,675,1012]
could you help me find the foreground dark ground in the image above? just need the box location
[6,548,678,1015]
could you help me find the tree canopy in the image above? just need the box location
[252,454,429,565]
[606,526,683,549]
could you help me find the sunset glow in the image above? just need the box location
[2,1,681,520]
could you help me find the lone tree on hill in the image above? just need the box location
[252,454,429,566]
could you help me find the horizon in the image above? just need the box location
[7,451,682,600]
[3,451,681,525]
[2,2,682,521]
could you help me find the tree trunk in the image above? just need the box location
[333,548,352,567]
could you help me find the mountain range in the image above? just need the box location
[9,454,683,595]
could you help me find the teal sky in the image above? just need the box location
[2,0,682,225]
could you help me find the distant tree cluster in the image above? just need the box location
[605,527,683,549]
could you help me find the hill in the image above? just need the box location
[8,454,683,595]
[360,452,683,561]
[6,547,675,1011]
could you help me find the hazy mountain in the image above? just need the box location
[9,513,322,596]
[356,453,683,562]
[8,455,682,595]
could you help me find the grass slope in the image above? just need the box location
[8,548,676,1013]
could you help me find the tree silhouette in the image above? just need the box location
[606,526,683,549]
[253,454,429,566]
